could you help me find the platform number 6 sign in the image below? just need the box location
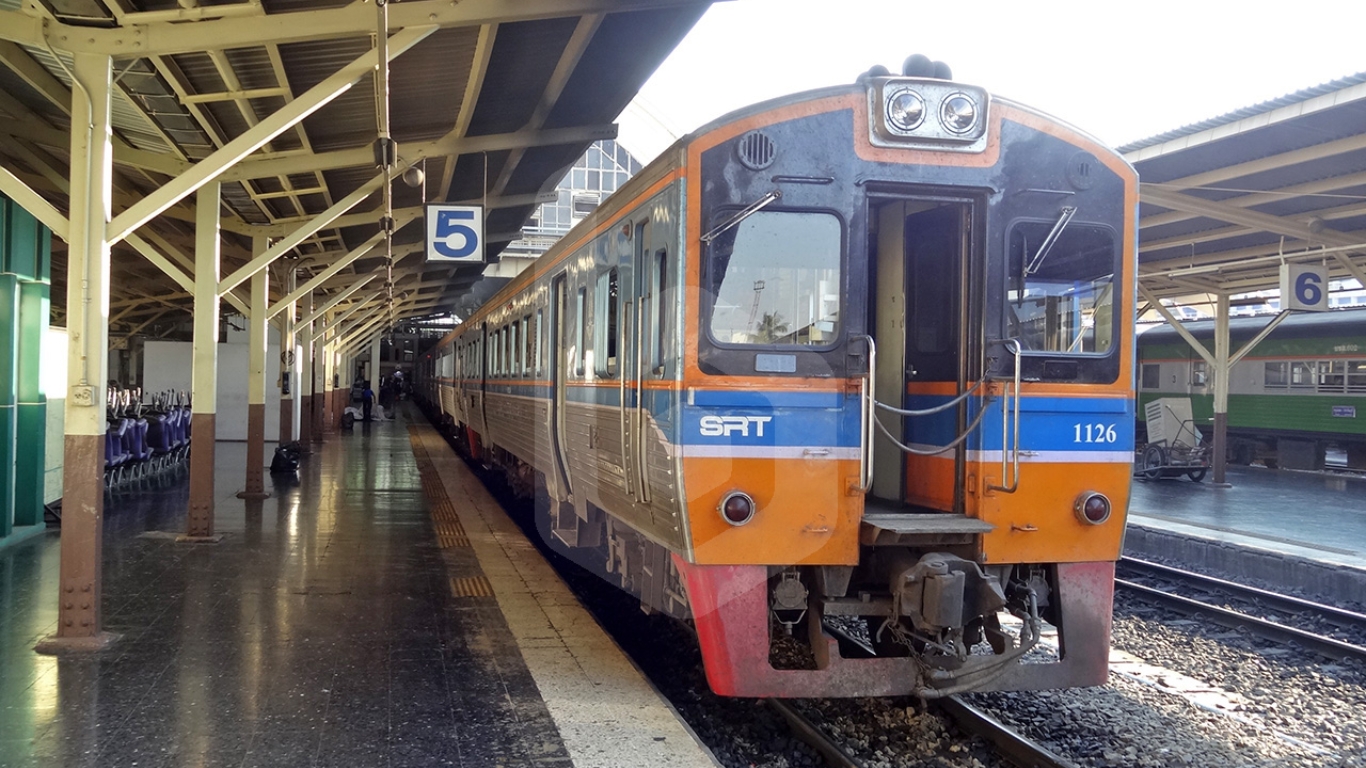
[426,204,485,263]
[1280,263,1329,312]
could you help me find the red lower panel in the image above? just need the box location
[675,557,1116,698]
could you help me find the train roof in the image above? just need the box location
[1139,307,1366,346]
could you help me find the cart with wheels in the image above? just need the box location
[1136,397,1211,481]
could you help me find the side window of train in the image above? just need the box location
[522,315,532,378]
[534,309,544,378]
[574,287,587,377]
[1006,221,1117,355]
[653,249,667,372]
[594,269,619,377]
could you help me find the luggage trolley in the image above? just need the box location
[1137,397,1211,481]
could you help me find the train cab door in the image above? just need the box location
[871,199,972,513]
[549,275,573,500]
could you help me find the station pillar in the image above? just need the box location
[1211,294,1231,486]
[279,269,296,444]
[186,183,221,540]
[238,252,269,500]
[312,319,327,438]
[298,299,314,445]
[38,50,116,652]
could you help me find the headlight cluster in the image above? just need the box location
[872,79,989,149]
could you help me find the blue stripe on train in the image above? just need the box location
[903,394,1135,452]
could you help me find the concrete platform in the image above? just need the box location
[1127,465,1366,605]
[0,409,718,767]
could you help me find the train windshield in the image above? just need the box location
[1006,222,1116,354]
[707,210,842,347]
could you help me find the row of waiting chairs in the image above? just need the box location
[106,388,192,489]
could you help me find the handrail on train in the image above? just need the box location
[858,334,876,492]
[985,338,1022,494]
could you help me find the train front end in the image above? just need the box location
[674,65,1136,697]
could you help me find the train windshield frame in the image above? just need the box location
[704,209,844,350]
[1005,220,1118,358]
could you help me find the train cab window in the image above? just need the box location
[595,269,619,377]
[1140,363,1160,389]
[706,210,842,347]
[1007,221,1116,355]
[574,288,587,377]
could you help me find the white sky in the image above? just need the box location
[618,0,1366,163]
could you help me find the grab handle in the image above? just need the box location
[986,339,1022,494]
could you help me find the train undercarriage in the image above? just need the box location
[427,404,1113,699]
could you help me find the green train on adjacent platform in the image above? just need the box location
[1137,308,1366,470]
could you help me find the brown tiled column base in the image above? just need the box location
[35,433,120,654]
[237,403,270,500]
[279,397,293,444]
[300,394,313,444]
[182,413,223,542]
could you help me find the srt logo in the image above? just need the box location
[699,415,773,438]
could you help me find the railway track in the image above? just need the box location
[1115,556,1366,662]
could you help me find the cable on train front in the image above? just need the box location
[671,55,1137,698]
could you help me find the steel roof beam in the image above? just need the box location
[1140,170,1366,231]
[1139,185,1362,249]
[491,14,602,199]
[222,123,615,182]
[266,226,421,319]
[107,25,436,247]
[249,191,553,238]
[1136,133,1366,193]
[0,164,68,239]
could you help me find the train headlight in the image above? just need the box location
[939,92,979,134]
[719,491,756,526]
[1074,492,1112,525]
[886,88,926,131]
[869,78,989,150]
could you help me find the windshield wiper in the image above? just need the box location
[1025,206,1076,275]
[701,190,782,244]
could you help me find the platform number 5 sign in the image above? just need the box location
[425,204,484,263]
[1279,263,1328,312]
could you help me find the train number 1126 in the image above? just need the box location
[1074,423,1118,443]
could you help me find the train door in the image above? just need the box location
[549,276,572,498]
[870,199,972,512]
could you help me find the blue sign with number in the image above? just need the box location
[426,204,484,263]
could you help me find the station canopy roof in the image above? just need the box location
[0,0,713,336]
[1125,72,1366,307]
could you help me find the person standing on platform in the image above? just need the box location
[362,382,374,422]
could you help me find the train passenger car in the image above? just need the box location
[1138,308,1366,470]
[416,56,1137,698]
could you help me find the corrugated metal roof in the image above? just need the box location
[1120,71,1366,154]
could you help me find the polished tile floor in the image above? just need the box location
[0,413,571,767]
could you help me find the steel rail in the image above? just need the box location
[938,696,1079,768]
[766,699,864,768]
[1119,557,1366,633]
[1114,578,1366,662]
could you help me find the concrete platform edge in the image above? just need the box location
[1125,522,1366,605]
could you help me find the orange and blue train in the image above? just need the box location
[416,57,1136,698]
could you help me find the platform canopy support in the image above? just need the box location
[187,183,222,540]
[37,51,117,653]
[238,238,270,500]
